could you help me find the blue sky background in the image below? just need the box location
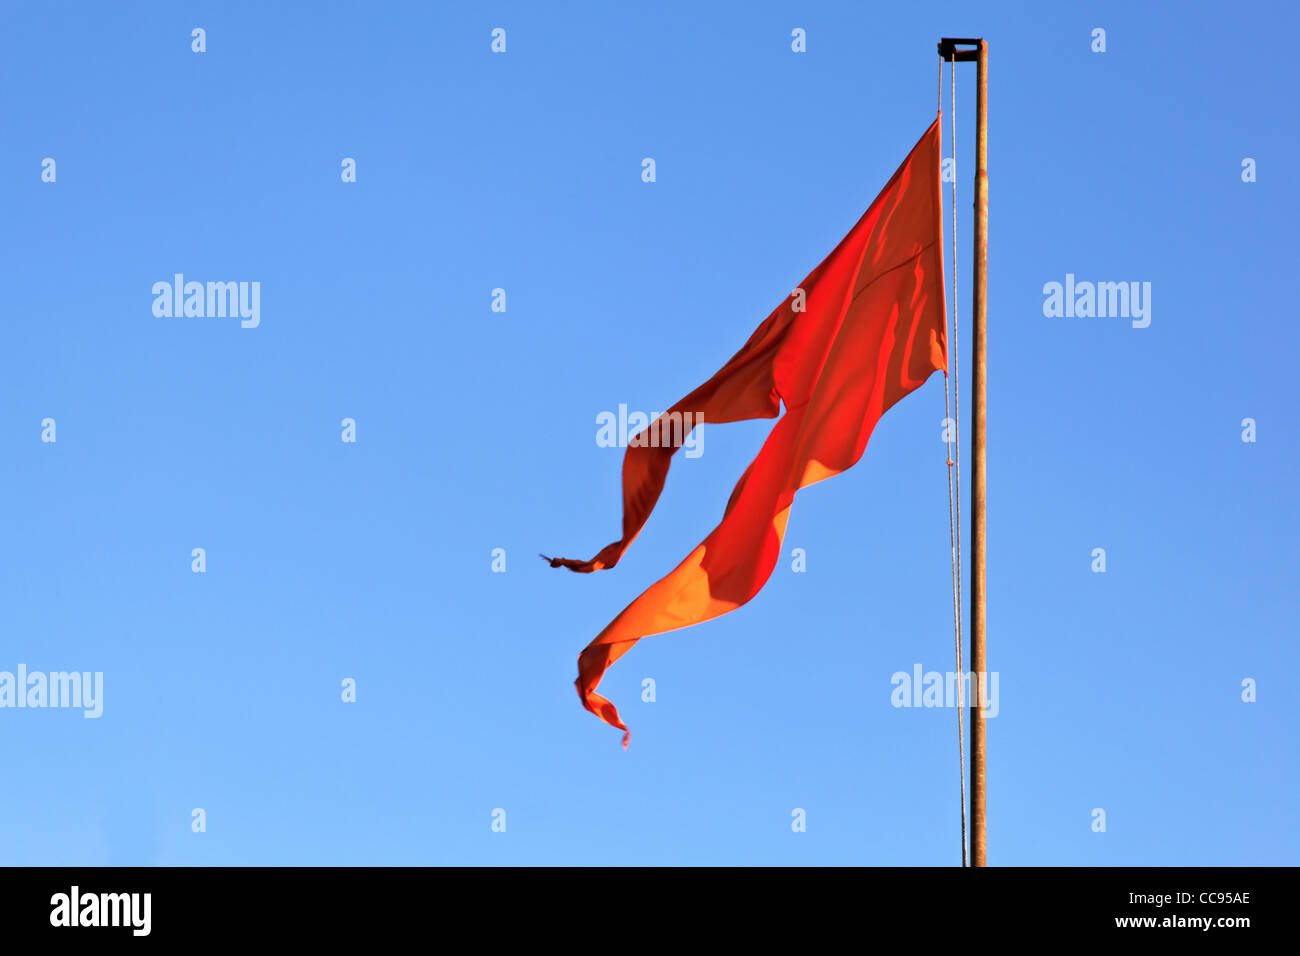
[2,1,1296,866]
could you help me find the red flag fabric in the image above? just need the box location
[550,118,947,746]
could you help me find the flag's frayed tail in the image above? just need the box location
[574,684,630,749]
[576,641,632,747]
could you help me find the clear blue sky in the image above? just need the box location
[2,1,1295,866]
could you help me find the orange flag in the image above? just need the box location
[549,118,947,746]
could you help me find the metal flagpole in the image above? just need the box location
[938,35,988,868]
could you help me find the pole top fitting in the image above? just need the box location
[937,37,984,61]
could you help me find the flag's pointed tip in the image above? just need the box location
[621,731,631,751]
